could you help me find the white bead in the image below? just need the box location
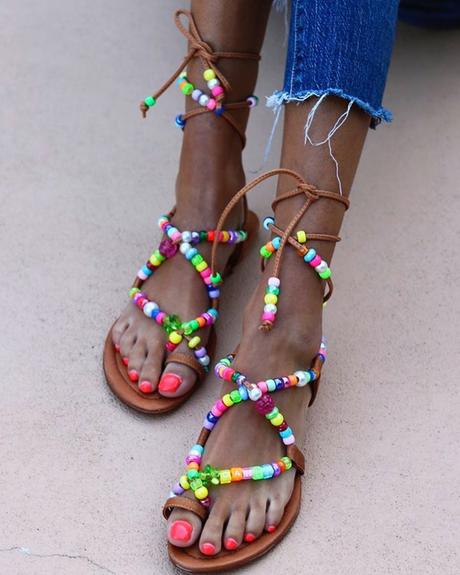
[268,277,280,287]
[191,89,202,101]
[264,304,277,314]
[137,270,148,281]
[180,242,191,254]
[294,370,307,387]
[199,355,210,366]
[143,302,159,317]
[282,434,295,445]
[315,260,328,273]
[207,78,220,89]
[182,231,192,243]
[248,386,262,401]
[263,216,275,230]
[198,94,210,107]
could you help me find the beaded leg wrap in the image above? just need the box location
[129,213,247,373]
[165,168,350,512]
[139,9,261,148]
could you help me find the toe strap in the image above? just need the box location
[287,444,305,475]
[163,495,208,521]
[165,352,206,382]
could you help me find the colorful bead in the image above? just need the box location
[203,68,216,81]
[144,96,156,107]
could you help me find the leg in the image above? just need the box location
[167,0,398,558]
[112,0,272,398]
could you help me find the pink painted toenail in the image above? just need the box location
[158,373,182,393]
[244,533,256,543]
[224,537,239,550]
[139,380,154,394]
[201,542,215,556]
[122,357,129,366]
[114,344,120,352]
[128,370,139,382]
[266,525,277,533]
[169,520,193,542]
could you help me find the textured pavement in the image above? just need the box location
[1,1,459,573]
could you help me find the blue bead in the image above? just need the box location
[142,265,152,276]
[185,248,198,260]
[279,427,293,438]
[262,464,274,479]
[206,412,219,424]
[263,216,275,230]
[175,114,186,128]
[214,106,224,116]
[275,378,284,390]
[238,385,249,401]
[272,236,281,249]
[304,248,316,262]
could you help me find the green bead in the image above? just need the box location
[187,469,200,481]
[260,246,270,258]
[252,466,264,480]
[219,469,231,484]
[199,231,207,241]
[230,390,242,404]
[281,456,292,470]
[190,320,200,331]
[266,407,279,420]
[319,268,331,280]
[191,254,203,266]
[144,96,156,107]
[267,286,280,295]
[210,272,222,285]
[181,82,194,95]
[239,231,248,241]
[129,287,140,298]
[190,478,203,490]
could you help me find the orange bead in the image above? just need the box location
[289,375,297,386]
[187,462,199,471]
[278,460,286,472]
[230,467,244,481]
[197,317,206,328]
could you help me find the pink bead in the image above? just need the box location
[242,468,253,480]
[310,255,322,267]
[211,86,224,97]
[257,381,268,394]
[171,231,182,243]
[155,311,166,325]
[166,341,177,352]
[137,270,148,280]
[262,312,276,322]
[206,98,217,111]
[283,435,296,445]
[204,276,212,285]
[200,268,211,278]
[216,399,227,412]
[211,405,223,417]
[223,367,233,381]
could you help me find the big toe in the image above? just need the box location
[158,362,197,398]
[167,508,202,548]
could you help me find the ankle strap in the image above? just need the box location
[210,169,350,329]
[139,9,260,146]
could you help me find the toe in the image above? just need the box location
[265,493,286,533]
[126,339,147,383]
[198,500,229,556]
[112,319,129,350]
[119,327,137,365]
[244,498,267,542]
[167,508,202,548]
[158,362,197,398]
[223,505,247,551]
[138,340,165,393]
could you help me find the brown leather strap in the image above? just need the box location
[163,495,208,521]
[287,444,306,475]
[165,352,206,382]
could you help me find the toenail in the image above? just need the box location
[128,370,139,382]
[201,542,216,556]
[169,520,193,542]
[224,537,239,550]
[139,380,154,394]
[122,357,129,366]
[244,533,256,543]
[114,344,120,352]
[266,525,277,533]
[159,373,182,393]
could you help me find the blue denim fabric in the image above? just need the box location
[269,0,400,124]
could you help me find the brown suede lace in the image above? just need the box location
[210,169,350,329]
[139,9,260,147]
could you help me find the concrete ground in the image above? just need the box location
[1,1,459,573]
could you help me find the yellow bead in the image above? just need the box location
[194,486,209,500]
[179,475,190,490]
[219,469,232,484]
[264,293,278,305]
[188,336,201,349]
[230,467,244,481]
[296,230,307,243]
[203,68,216,81]
[149,255,161,266]
[271,413,284,426]
[169,331,182,344]
[221,231,229,242]
[196,261,207,272]
[222,394,234,407]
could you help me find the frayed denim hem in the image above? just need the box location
[267,89,393,126]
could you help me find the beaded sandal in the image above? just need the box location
[103,9,260,414]
[163,169,349,572]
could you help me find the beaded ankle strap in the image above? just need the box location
[129,210,248,373]
[210,168,350,331]
[166,339,327,509]
[139,9,260,148]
